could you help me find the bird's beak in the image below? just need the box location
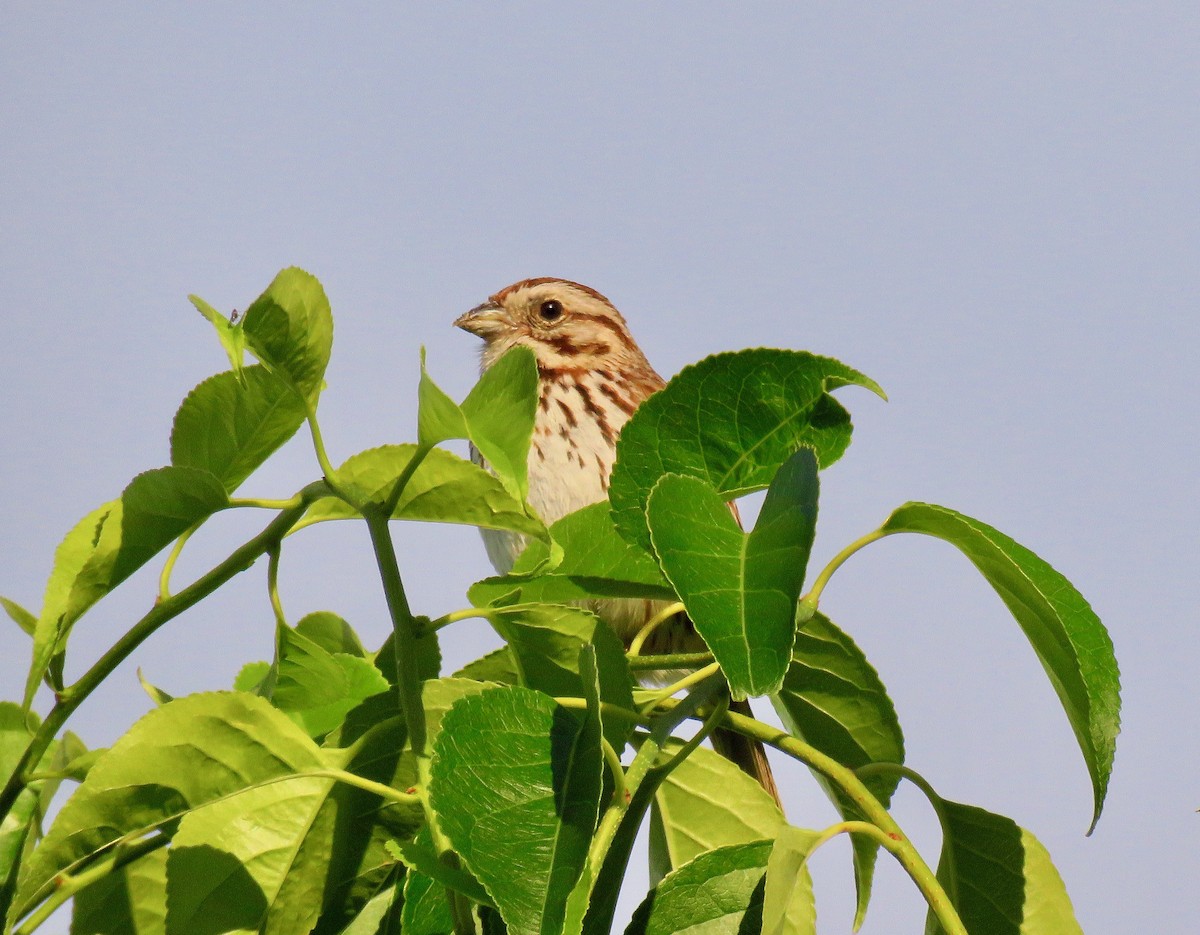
[454,300,506,338]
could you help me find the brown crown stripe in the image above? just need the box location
[491,277,615,308]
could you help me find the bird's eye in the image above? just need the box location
[538,300,563,321]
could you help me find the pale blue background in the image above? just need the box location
[2,4,1196,933]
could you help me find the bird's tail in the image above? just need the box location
[710,697,784,811]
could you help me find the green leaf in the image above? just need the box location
[420,679,493,756]
[452,648,520,685]
[468,503,676,607]
[401,865,453,935]
[170,365,307,493]
[0,597,35,637]
[647,449,819,698]
[769,612,904,928]
[272,621,390,738]
[1,704,44,920]
[926,801,1083,935]
[386,838,492,908]
[165,767,341,934]
[610,349,883,553]
[12,693,338,923]
[137,669,174,706]
[296,446,547,544]
[25,468,229,707]
[295,611,366,658]
[484,604,635,750]
[240,266,333,402]
[233,661,271,694]
[880,502,1120,830]
[762,825,820,935]
[625,840,773,935]
[652,744,786,874]
[429,686,603,935]
[70,846,168,935]
[336,878,401,935]
[189,294,247,382]
[420,347,538,501]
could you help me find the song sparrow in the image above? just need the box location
[455,278,781,807]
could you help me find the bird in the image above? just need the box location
[455,277,781,807]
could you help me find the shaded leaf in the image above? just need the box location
[769,612,904,927]
[647,449,819,698]
[926,801,1083,935]
[881,502,1119,829]
[170,364,307,493]
[401,865,453,935]
[452,648,520,685]
[610,349,883,552]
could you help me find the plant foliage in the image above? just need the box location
[0,268,1118,935]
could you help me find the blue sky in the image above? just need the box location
[2,5,1196,932]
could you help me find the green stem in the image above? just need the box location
[229,496,304,510]
[626,651,713,671]
[13,835,169,935]
[0,481,329,825]
[683,703,966,935]
[363,509,426,759]
[600,737,627,804]
[380,443,433,517]
[798,527,888,616]
[627,602,685,656]
[157,520,201,601]
[637,662,721,712]
[426,607,491,633]
[266,544,287,627]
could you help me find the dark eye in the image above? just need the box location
[538,300,563,321]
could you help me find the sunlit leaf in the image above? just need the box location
[70,845,167,935]
[880,502,1119,830]
[189,294,247,382]
[762,825,820,935]
[647,449,819,698]
[170,365,307,493]
[240,266,333,402]
[610,349,883,552]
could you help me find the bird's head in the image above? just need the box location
[455,278,649,375]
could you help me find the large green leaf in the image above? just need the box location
[271,620,390,739]
[12,693,340,923]
[925,801,1083,935]
[428,686,603,935]
[769,612,904,928]
[625,840,773,935]
[239,267,333,402]
[652,743,786,874]
[1,704,48,921]
[165,769,340,934]
[419,347,539,501]
[647,449,819,698]
[24,468,229,707]
[880,502,1119,829]
[170,365,307,493]
[609,349,883,552]
[484,604,635,750]
[70,846,168,935]
[295,445,546,544]
[468,503,675,607]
